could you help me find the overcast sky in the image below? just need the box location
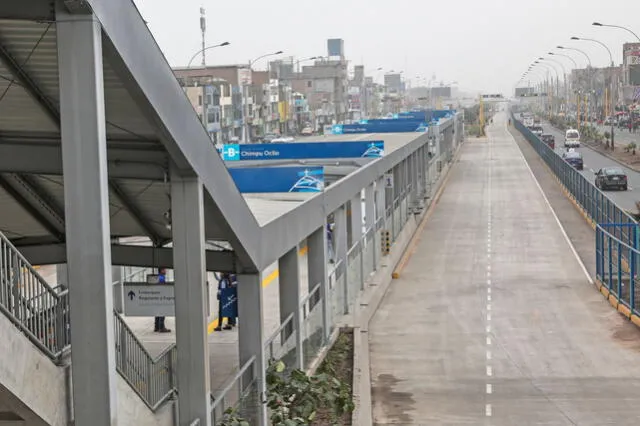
[134,0,640,95]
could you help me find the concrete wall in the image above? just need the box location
[0,312,175,426]
[0,313,67,426]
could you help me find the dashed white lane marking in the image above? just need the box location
[487,304,491,311]
[487,313,491,321]
[486,384,493,394]
[486,404,492,417]
[487,287,491,294]
[487,135,493,418]
[486,336,492,345]
[486,350,492,360]
[486,325,491,333]
[487,366,493,376]
[487,295,492,302]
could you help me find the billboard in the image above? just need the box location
[331,120,427,134]
[431,86,452,98]
[327,38,345,58]
[218,141,385,161]
[228,166,324,193]
[237,68,252,86]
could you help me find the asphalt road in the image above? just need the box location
[542,123,640,211]
[369,113,640,425]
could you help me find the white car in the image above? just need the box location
[272,136,295,143]
[564,129,581,148]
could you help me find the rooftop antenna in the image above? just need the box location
[200,7,206,67]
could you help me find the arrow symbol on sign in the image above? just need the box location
[128,291,136,300]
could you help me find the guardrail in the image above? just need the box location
[114,311,177,409]
[0,230,176,410]
[513,114,637,247]
[0,232,70,360]
[211,356,259,425]
[596,224,640,314]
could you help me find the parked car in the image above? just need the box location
[562,150,584,170]
[595,167,628,191]
[541,134,555,149]
[300,127,314,136]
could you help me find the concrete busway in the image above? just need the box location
[369,112,640,424]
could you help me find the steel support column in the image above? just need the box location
[307,226,330,341]
[364,184,375,232]
[112,265,124,314]
[375,177,386,224]
[349,192,363,245]
[334,206,348,265]
[56,10,116,424]
[278,246,303,370]
[170,169,211,426]
[237,272,268,426]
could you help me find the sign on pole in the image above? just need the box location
[384,173,394,189]
[123,282,175,317]
[218,141,384,161]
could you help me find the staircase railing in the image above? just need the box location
[0,232,70,358]
[0,231,177,410]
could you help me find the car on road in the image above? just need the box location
[530,125,543,137]
[300,127,314,136]
[262,133,279,143]
[595,167,628,191]
[562,150,583,170]
[541,134,555,149]
[564,128,581,148]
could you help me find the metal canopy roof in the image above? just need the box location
[0,0,450,273]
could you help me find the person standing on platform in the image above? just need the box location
[214,272,238,331]
[154,267,171,333]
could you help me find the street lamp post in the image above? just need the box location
[571,36,616,148]
[593,22,640,42]
[539,57,563,114]
[534,61,558,117]
[558,45,593,126]
[186,42,231,68]
[544,56,568,111]
[242,51,283,142]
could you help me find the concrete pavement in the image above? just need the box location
[369,112,640,425]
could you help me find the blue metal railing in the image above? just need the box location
[596,224,640,314]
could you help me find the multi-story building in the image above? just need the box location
[174,65,252,142]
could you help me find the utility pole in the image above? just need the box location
[199,7,206,67]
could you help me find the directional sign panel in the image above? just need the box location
[123,282,175,317]
[218,141,384,161]
[229,166,324,193]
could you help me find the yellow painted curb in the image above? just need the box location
[618,303,632,319]
[207,245,307,334]
[631,314,640,328]
[600,285,610,299]
[608,293,619,309]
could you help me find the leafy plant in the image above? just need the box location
[217,407,250,426]
[217,359,354,426]
[266,359,354,426]
[626,142,637,155]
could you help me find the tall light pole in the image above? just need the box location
[558,45,593,123]
[243,50,283,142]
[539,57,562,113]
[593,22,640,42]
[186,42,231,68]
[535,61,557,117]
[571,36,616,146]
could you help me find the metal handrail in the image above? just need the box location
[0,230,176,411]
[264,311,294,349]
[211,356,257,420]
[0,232,70,359]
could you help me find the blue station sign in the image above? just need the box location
[218,141,384,161]
[331,121,427,134]
[228,166,324,193]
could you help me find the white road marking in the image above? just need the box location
[487,366,493,376]
[486,336,492,345]
[487,350,492,360]
[487,313,491,321]
[488,295,492,302]
[487,303,491,311]
[486,404,492,417]
[487,287,491,294]
[486,325,491,333]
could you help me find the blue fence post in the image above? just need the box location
[618,241,623,301]
[630,243,636,312]
[608,235,613,290]
[596,228,601,279]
